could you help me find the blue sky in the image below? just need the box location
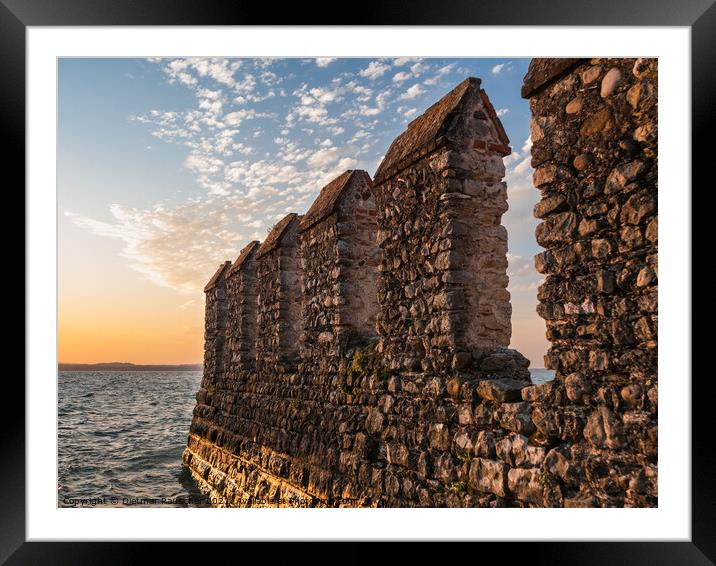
[58,57,548,366]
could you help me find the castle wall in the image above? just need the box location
[189,261,230,456]
[183,68,658,508]
[336,174,380,342]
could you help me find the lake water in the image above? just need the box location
[58,370,209,507]
[528,368,556,385]
[57,368,555,507]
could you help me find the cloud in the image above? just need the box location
[496,108,509,117]
[315,58,336,67]
[306,146,340,168]
[162,57,242,89]
[359,61,390,80]
[285,83,344,127]
[507,253,536,280]
[66,199,250,294]
[393,57,422,66]
[392,61,427,85]
[501,135,541,293]
[358,106,381,116]
[507,252,543,318]
[85,57,537,301]
[77,58,392,296]
[410,62,427,75]
[392,71,412,83]
[348,129,370,144]
[522,136,533,153]
[398,84,425,100]
[309,86,341,104]
[287,103,334,126]
[491,63,505,75]
[224,108,273,127]
[424,63,456,86]
[184,153,224,174]
[346,81,373,100]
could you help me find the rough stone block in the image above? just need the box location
[507,468,545,506]
[469,458,509,498]
[475,378,526,403]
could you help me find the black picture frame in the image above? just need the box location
[5,0,707,562]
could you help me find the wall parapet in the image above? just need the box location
[256,213,303,373]
[225,240,260,372]
[184,67,658,508]
[373,76,522,377]
[522,57,658,506]
[298,169,378,375]
[520,58,585,98]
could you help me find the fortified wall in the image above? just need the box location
[184,63,657,507]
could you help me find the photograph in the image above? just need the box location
[4,1,706,556]
[57,55,658,509]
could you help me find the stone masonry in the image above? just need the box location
[298,169,379,377]
[255,213,303,375]
[202,260,231,390]
[225,240,260,374]
[372,77,526,380]
[184,65,657,508]
[522,58,658,506]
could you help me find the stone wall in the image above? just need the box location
[521,58,658,506]
[298,169,379,373]
[373,77,524,379]
[225,240,260,373]
[255,213,302,374]
[183,67,657,508]
[201,261,231,391]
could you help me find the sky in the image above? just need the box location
[58,57,548,366]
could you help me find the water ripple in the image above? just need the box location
[58,371,210,507]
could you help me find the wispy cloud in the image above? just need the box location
[507,253,542,292]
[69,57,527,297]
[66,198,252,294]
[393,57,422,67]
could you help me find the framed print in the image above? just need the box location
[5,0,709,562]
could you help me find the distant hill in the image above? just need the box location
[59,362,202,372]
